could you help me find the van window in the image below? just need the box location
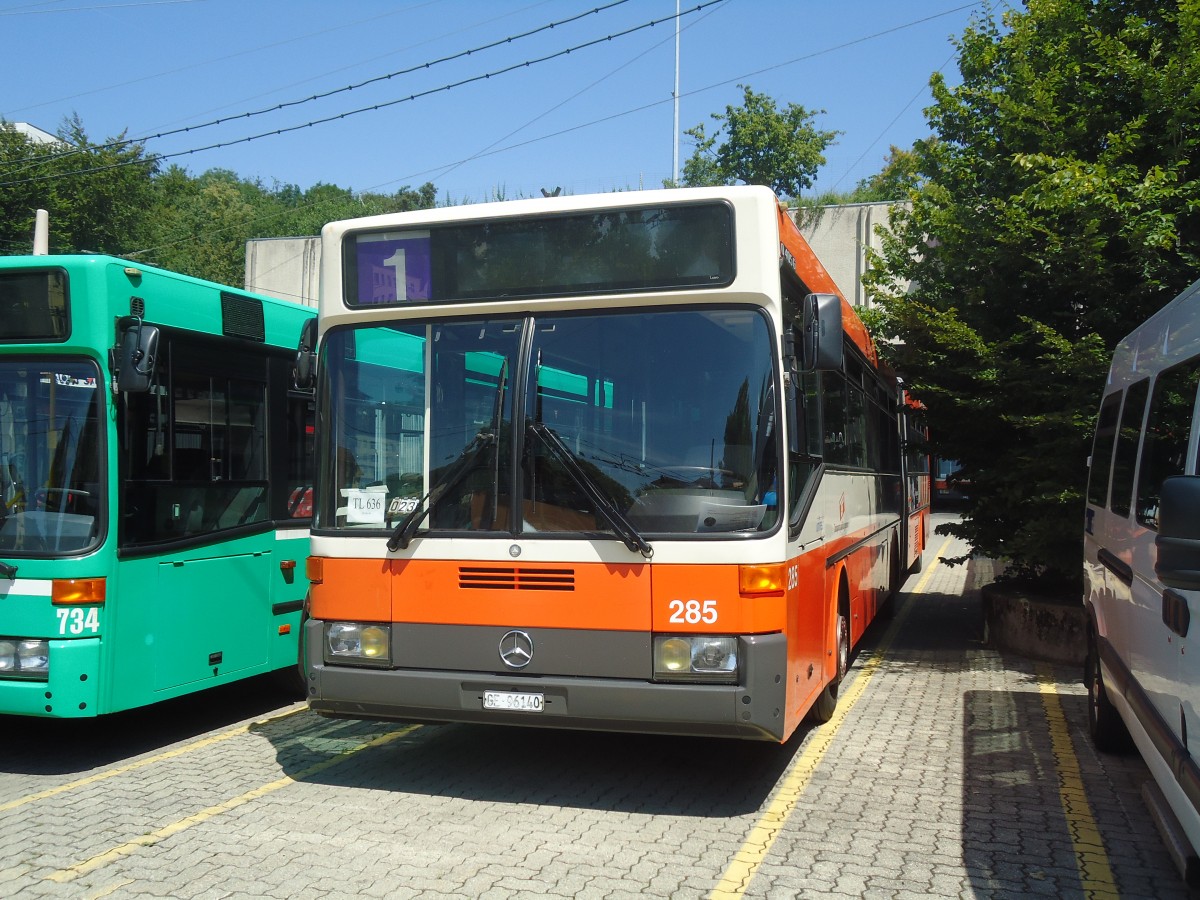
[1136,359,1200,528]
[1087,391,1122,507]
[1110,378,1149,517]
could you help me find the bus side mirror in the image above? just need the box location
[800,293,842,372]
[294,318,317,390]
[1156,475,1200,590]
[115,316,160,393]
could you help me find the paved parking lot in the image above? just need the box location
[0,514,1190,898]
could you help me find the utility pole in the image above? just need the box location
[672,0,680,184]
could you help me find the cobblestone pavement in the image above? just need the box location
[0,514,1190,898]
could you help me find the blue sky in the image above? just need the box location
[2,0,990,203]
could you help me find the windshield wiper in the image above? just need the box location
[526,422,653,559]
[387,358,509,552]
[386,431,495,552]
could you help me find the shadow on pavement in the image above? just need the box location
[0,672,302,776]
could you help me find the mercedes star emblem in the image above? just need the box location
[498,630,534,669]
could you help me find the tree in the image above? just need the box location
[864,0,1200,587]
[0,116,157,255]
[140,169,438,284]
[849,145,924,203]
[677,86,839,199]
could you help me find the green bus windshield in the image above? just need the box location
[0,269,70,341]
[0,359,104,554]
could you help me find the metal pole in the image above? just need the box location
[672,0,680,184]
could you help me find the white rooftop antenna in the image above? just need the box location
[33,209,49,255]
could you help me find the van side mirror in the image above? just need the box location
[294,318,317,390]
[114,316,160,393]
[1155,475,1200,590]
[800,293,843,372]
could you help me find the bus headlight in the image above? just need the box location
[653,636,737,682]
[0,639,50,680]
[323,622,391,666]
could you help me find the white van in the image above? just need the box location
[1084,277,1200,883]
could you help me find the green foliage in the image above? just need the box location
[849,146,924,203]
[138,169,437,284]
[865,0,1200,587]
[676,86,839,199]
[0,119,437,284]
[0,116,158,256]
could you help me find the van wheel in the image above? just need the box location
[808,597,850,724]
[1086,629,1129,752]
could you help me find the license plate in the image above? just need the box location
[483,690,544,713]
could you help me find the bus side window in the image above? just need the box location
[1110,378,1150,518]
[1087,391,1122,508]
[1136,358,1200,528]
[822,372,848,464]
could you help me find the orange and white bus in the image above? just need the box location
[299,185,926,741]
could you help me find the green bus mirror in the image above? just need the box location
[115,316,160,393]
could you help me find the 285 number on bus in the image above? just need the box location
[667,599,718,624]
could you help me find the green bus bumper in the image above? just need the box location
[0,638,102,717]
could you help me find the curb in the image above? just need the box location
[981,581,1087,666]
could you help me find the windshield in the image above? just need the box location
[316,308,779,539]
[0,359,104,554]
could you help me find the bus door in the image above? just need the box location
[120,341,275,692]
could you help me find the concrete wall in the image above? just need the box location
[244,236,320,308]
[793,201,906,310]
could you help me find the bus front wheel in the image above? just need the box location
[808,599,849,724]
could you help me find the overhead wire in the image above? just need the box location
[4,0,450,120]
[365,2,986,193]
[430,1,729,190]
[140,0,555,134]
[823,50,958,194]
[6,0,633,171]
[0,0,721,189]
[124,1,976,259]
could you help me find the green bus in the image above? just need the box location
[0,255,315,717]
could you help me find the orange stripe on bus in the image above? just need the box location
[307,557,392,622]
[308,559,806,634]
[390,558,651,630]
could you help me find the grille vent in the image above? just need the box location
[220,291,265,342]
[459,566,575,591]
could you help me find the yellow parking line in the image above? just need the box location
[710,536,953,898]
[47,724,421,884]
[1036,668,1120,899]
[0,704,307,814]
